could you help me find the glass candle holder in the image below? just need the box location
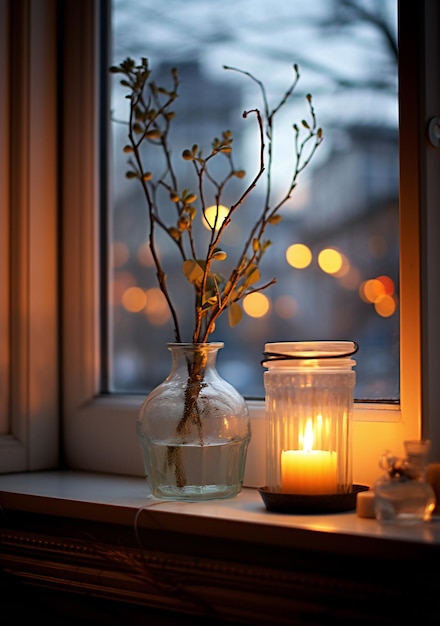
[262,341,357,497]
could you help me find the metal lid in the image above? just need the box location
[262,341,358,368]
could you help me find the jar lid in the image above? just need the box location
[262,341,358,368]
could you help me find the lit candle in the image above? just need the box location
[281,418,337,494]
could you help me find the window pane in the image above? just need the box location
[110,0,399,400]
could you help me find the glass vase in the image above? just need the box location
[374,440,436,524]
[137,342,251,501]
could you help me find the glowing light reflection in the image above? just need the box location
[318,248,343,275]
[243,292,270,318]
[203,205,229,231]
[286,243,312,269]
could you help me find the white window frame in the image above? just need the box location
[0,0,58,473]
[2,0,439,485]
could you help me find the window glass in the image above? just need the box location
[110,0,398,400]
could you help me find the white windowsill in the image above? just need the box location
[1,470,439,557]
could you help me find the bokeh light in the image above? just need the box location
[243,292,270,318]
[318,248,343,274]
[360,278,385,303]
[285,243,312,269]
[122,286,147,313]
[359,275,397,317]
[331,253,350,278]
[144,287,171,325]
[377,274,395,296]
[112,271,136,305]
[375,295,397,317]
[275,295,298,319]
[203,205,229,230]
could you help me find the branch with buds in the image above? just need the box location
[110,58,323,345]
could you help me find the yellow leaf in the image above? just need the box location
[228,302,242,327]
[182,260,204,285]
[177,216,190,230]
[233,170,246,179]
[146,129,161,139]
[268,214,282,224]
[244,265,260,287]
[168,227,181,240]
[183,192,197,204]
[202,294,218,307]
[186,206,197,220]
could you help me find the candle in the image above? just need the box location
[281,417,337,494]
[356,490,375,518]
[281,449,337,494]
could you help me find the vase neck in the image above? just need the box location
[167,342,223,375]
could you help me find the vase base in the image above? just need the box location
[151,483,243,502]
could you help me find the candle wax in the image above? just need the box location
[281,449,337,494]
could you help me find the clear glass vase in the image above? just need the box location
[374,440,436,524]
[137,342,251,501]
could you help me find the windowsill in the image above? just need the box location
[1,470,439,553]
[1,471,439,624]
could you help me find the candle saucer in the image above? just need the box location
[258,484,370,514]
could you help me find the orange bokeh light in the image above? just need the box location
[144,287,171,325]
[122,286,147,313]
[375,294,397,317]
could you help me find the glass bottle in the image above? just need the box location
[137,343,251,501]
[374,440,436,524]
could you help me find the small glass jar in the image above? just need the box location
[374,440,436,524]
[262,341,357,495]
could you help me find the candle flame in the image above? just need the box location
[303,419,314,452]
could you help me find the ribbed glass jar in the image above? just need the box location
[263,341,357,495]
[137,343,251,501]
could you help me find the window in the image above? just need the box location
[110,0,400,401]
[1,0,439,486]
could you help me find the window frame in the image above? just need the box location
[2,0,439,482]
[60,0,425,486]
[0,0,58,473]
[0,0,10,439]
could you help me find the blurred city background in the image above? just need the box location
[110,0,399,400]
